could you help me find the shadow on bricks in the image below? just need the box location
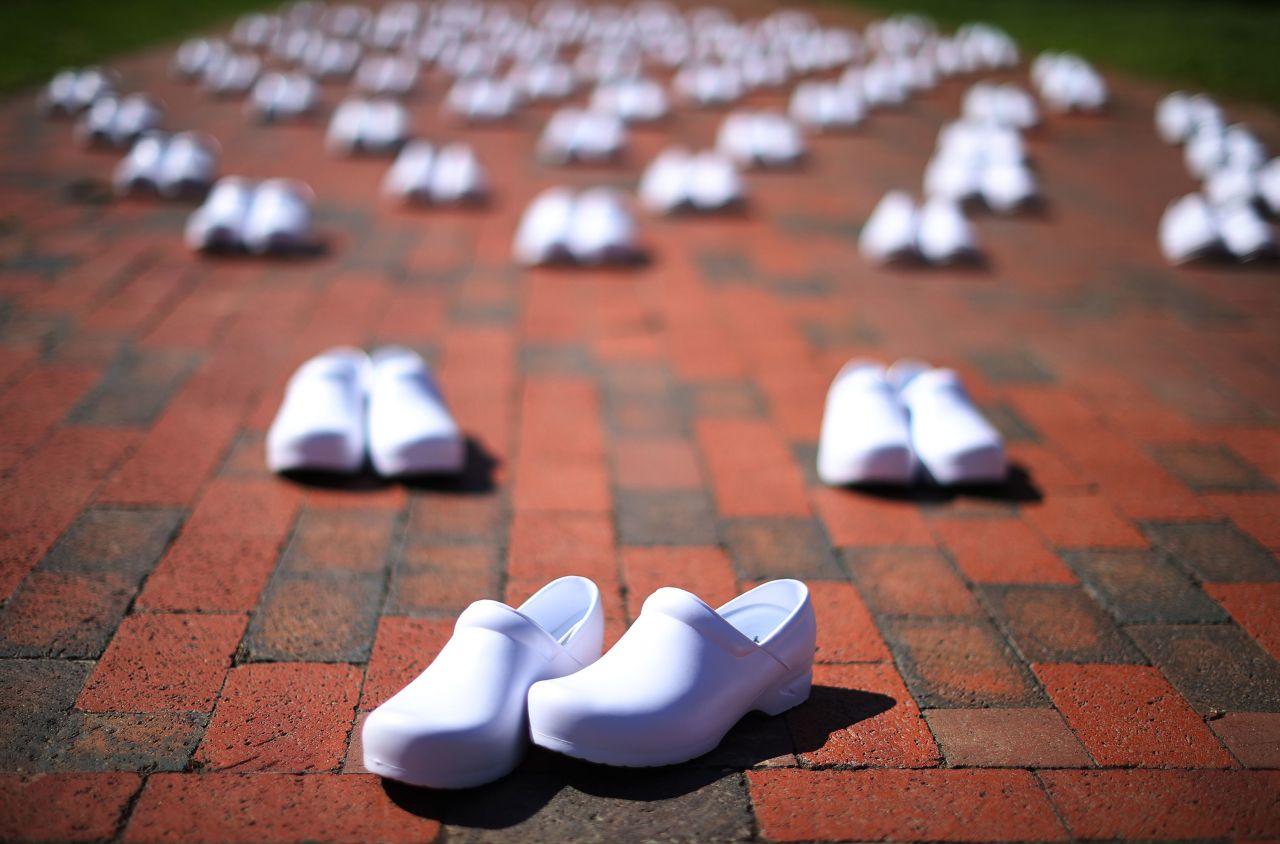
[279,437,499,496]
[381,686,895,830]
[837,463,1043,506]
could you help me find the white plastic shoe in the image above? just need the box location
[114,132,169,196]
[1258,158,1280,215]
[566,188,638,264]
[184,176,255,252]
[981,159,1038,213]
[859,190,919,264]
[383,140,436,203]
[514,187,576,266]
[428,143,488,204]
[1217,200,1277,262]
[367,346,464,476]
[687,152,744,210]
[1159,193,1221,264]
[817,360,914,486]
[364,576,604,788]
[241,179,315,255]
[266,347,369,474]
[528,580,815,767]
[889,361,1007,485]
[639,148,693,214]
[917,197,979,264]
[44,67,115,117]
[591,77,668,123]
[361,100,410,154]
[1155,91,1192,145]
[157,132,218,199]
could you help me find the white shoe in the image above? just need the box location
[185,176,254,251]
[981,159,1038,213]
[266,347,369,474]
[923,152,981,203]
[383,140,436,203]
[114,132,168,196]
[917,197,979,264]
[1159,193,1221,264]
[202,52,261,96]
[817,360,914,486]
[157,132,218,199]
[1155,91,1192,145]
[1203,165,1258,208]
[361,100,410,154]
[364,576,604,788]
[639,147,693,214]
[687,152,744,210]
[367,346,464,476]
[514,187,575,266]
[591,77,668,123]
[174,38,230,81]
[859,190,919,263]
[1217,200,1277,262]
[241,179,315,255]
[528,580,815,767]
[44,67,115,117]
[326,99,368,156]
[1258,158,1280,215]
[889,361,1007,485]
[566,188,637,264]
[428,143,487,204]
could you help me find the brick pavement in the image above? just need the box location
[1,1,1279,841]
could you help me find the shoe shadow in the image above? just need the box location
[381,686,895,830]
[280,437,498,495]
[843,462,1043,506]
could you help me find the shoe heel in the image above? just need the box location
[752,669,812,716]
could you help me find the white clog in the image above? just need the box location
[817,360,914,486]
[367,346,465,476]
[44,67,115,117]
[889,361,1007,485]
[514,187,576,266]
[981,159,1039,213]
[241,179,315,255]
[158,132,218,199]
[1155,91,1192,145]
[859,190,919,264]
[248,72,319,122]
[430,143,488,204]
[383,141,437,203]
[917,197,980,264]
[687,152,744,211]
[528,580,815,767]
[266,347,369,474]
[114,132,169,196]
[590,77,668,123]
[202,52,261,96]
[789,81,865,131]
[184,176,255,252]
[1217,200,1276,262]
[1258,158,1280,215]
[1159,193,1221,264]
[566,188,638,264]
[174,39,230,81]
[364,576,604,788]
[639,147,693,214]
[354,54,420,97]
[538,109,626,165]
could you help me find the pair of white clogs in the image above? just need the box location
[925,121,1038,214]
[353,54,420,97]
[818,359,1006,487]
[789,81,866,131]
[383,140,488,205]
[327,98,410,155]
[301,37,363,81]
[860,191,981,265]
[186,177,315,255]
[114,131,218,199]
[173,38,230,81]
[201,52,261,97]
[445,78,522,123]
[962,82,1039,130]
[1155,92,1224,147]
[363,576,815,788]
[538,108,628,165]
[590,78,669,124]
[1031,52,1107,113]
[43,67,115,118]
[716,111,807,169]
[673,63,745,107]
[1160,193,1277,265]
[267,346,464,477]
[77,95,164,149]
[509,61,577,102]
[248,72,320,122]
[639,148,745,214]
[514,187,641,266]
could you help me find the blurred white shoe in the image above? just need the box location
[241,179,315,255]
[185,176,255,252]
[917,197,979,264]
[889,361,1007,485]
[1159,193,1221,264]
[567,188,638,264]
[817,360,914,486]
[266,347,369,474]
[514,187,576,265]
[367,346,464,476]
[1217,200,1276,262]
[859,190,919,264]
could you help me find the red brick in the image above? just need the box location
[612,438,703,489]
[196,663,361,772]
[0,773,141,842]
[137,536,281,612]
[748,768,1066,842]
[390,543,499,614]
[1210,712,1280,769]
[123,773,442,843]
[884,618,1042,708]
[1206,583,1280,662]
[78,613,247,713]
[361,616,455,710]
[507,511,617,588]
[0,427,138,598]
[284,509,397,574]
[0,364,100,470]
[1205,493,1280,552]
[620,547,738,620]
[795,662,939,768]
[696,419,811,517]
[846,549,981,618]
[808,580,890,663]
[517,376,604,458]
[513,455,612,512]
[1034,663,1235,768]
[811,488,934,548]
[408,494,503,542]
[1022,496,1148,549]
[932,517,1076,584]
[180,478,301,541]
[1041,770,1280,841]
[925,708,1093,767]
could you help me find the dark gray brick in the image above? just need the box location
[1142,520,1280,583]
[1149,444,1276,493]
[0,659,91,773]
[40,507,183,578]
[981,585,1145,664]
[1064,550,1227,624]
[68,346,202,426]
[1128,624,1280,714]
[45,712,208,772]
[722,518,842,580]
[617,489,718,546]
[968,348,1055,385]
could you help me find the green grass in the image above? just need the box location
[0,0,270,95]
[847,0,1280,109]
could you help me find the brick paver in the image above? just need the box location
[1,0,1278,840]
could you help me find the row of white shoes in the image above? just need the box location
[818,359,1006,486]
[113,131,219,199]
[514,187,641,266]
[363,575,816,787]
[382,140,488,205]
[639,148,745,214]
[185,177,316,255]
[267,346,465,477]
[860,191,980,265]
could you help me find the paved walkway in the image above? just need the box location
[2,2,1279,842]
